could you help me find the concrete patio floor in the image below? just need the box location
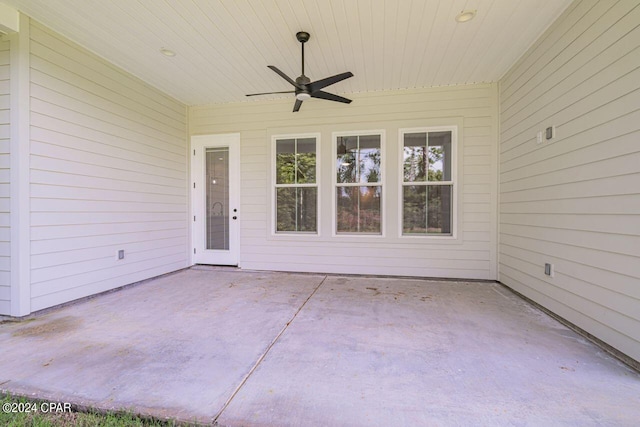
[1,268,639,426]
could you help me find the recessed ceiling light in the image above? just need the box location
[160,48,176,57]
[455,10,476,23]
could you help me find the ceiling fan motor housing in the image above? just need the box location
[295,75,311,98]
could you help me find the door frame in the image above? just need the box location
[190,133,241,266]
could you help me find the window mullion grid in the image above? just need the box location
[401,181,452,186]
[338,182,382,187]
[275,137,318,234]
[276,183,317,188]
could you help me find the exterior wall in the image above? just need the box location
[190,83,498,280]
[499,0,640,362]
[0,36,9,314]
[28,20,189,311]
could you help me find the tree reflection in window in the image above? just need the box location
[275,137,317,233]
[335,134,382,234]
[402,131,453,235]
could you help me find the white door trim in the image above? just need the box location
[191,133,241,266]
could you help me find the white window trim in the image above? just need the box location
[398,126,458,240]
[271,133,321,237]
[332,130,386,238]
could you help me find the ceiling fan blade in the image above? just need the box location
[293,99,303,112]
[268,65,304,90]
[246,90,295,96]
[310,90,352,104]
[308,71,354,93]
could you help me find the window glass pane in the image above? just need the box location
[428,131,452,182]
[297,187,317,232]
[276,187,296,232]
[427,185,452,234]
[336,186,358,232]
[402,185,427,234]
[336,186,381,234]
[276,187,317,232]
[403,132,427,182]
[296,138,316,184]
[359,135,381,183]
[336,136,358,183]
[359,186,382,232]
[276,139,295,184]
[402,185,452,235]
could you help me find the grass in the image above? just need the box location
[0,394,182,426]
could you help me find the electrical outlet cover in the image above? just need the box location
[545,126,555,140]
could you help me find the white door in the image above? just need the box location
[191,133,240,265]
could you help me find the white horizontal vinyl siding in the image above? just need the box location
[190,83,498,280]
[0,36,9,315]
[29,21,188,311]
[499,0,640,362]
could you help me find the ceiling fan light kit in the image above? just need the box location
[246,31,354,112]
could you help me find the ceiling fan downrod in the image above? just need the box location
[297,31,310,77]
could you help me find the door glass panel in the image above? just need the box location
[206,148,229,250]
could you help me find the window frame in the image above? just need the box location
[271,133,321,236]
[332,130,386,238]
[398,126,458,240]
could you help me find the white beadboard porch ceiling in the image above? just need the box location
[4,0,572,106]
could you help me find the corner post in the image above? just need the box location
[9,13,31,316]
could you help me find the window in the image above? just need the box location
[335,133,382,234]
[401,128,454,236]
[274,136,318,233]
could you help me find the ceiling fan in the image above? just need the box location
[246,31,354,112]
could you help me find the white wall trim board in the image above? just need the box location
[185,105,191,268]
[9,13,30,316]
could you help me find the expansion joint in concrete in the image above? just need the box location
[211,275,328,424]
